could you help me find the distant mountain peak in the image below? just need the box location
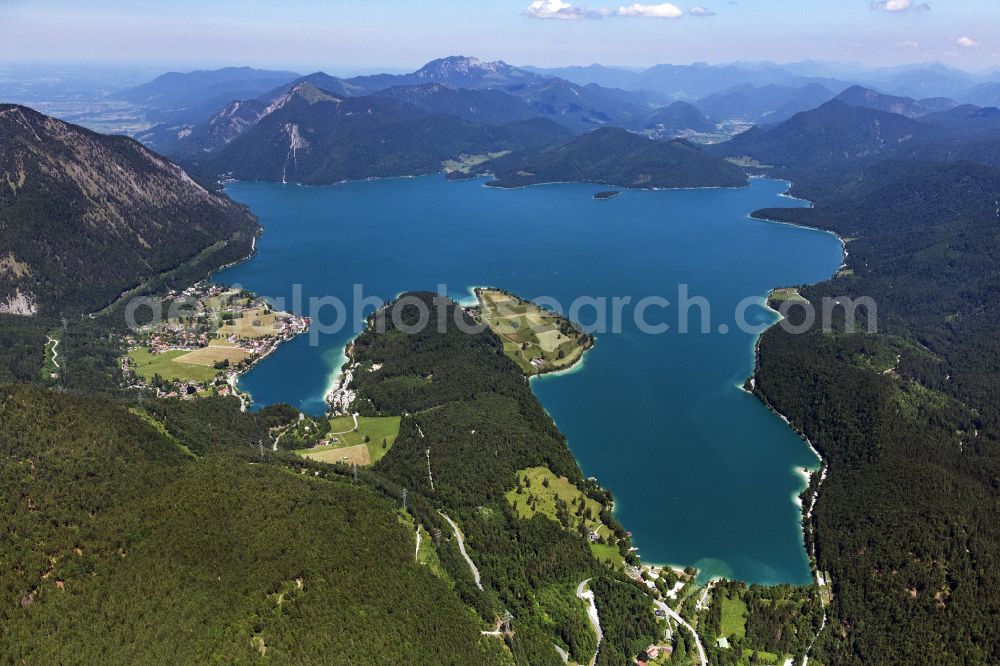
[289,82,342,104]
[415,56,515,78]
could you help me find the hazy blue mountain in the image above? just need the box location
[711,99,940,170]
[644,101,714,134]
[261,71,367,101]
[520,63,646,89]
[118,66,300,124]
[347,56,542,93]
[835,85,956,118]
[525,61,850,100]
[372,83,540,125]
[480,126,747,189]
[342,57,652,132]
[695,83,836,124]
[963,82,1000,108]
[507,77,649,132]
[858,64,979,99]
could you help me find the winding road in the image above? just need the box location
[439,512,482,590]
[654,599,707,666]
[576,579,603,666]
[46,336,60,369]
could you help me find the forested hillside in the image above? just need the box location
[0,385,504,664]
[747,154,1000,662]
[191,84,571,185]
[0,293,662,665]
[0,105,258,317]
[343,294,660,666]
[481,127,747,189]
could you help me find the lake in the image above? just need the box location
[215,175,842,585]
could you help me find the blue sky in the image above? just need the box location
[1,0,997,72]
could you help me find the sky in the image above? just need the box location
[1,0,998,73]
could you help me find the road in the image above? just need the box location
[331,412,360,436]
[439,512,483,590]
[654,599,707,666]
[576,579,603,666]
[46,336,60,369]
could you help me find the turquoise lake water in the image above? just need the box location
[215,176,842,585]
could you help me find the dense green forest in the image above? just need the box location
[745,152,1000,662]
[0,293,664,664]
[0,385,508,664]
[478,126,748,189]
[345,294,659,664]
[0,104,258,317]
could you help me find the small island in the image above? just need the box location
[593,190,621,200]
[470,287,594,376]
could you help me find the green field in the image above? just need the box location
[127,348,219,383]
[476,288,592,376]
[506,466,622,568]
[296,415,402,466]
[442,151,509,174]
[720,592,748,639]
[769,287,808,304]
[589,542,625,569]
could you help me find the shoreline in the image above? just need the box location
[744,179,841,603]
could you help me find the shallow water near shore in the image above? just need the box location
[215,175,842,585]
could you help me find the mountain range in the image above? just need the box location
[0,104,257,316]
[118,66,302,125]
[182,83,573,185]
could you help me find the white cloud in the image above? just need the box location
[617,3,684,17]
[956,36,979,48]
[895,40,919,49]
[689,5,715,16]
[871,0,930,12]
[524,0,590,19]
[524,0,689,19]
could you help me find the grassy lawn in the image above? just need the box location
[173,345,250,367]
[769,287,808,304]
[507,466,623,568]
[720,592,748,639]
[737,649,784,665]
[589,542,625,569]
[297,415,401,466]
[218,306,279,339]
[128,348,219,383]
[442,151,510,174]
[299,444,370,465]
[477,288,591,376]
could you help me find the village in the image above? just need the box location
[121,281,309,403]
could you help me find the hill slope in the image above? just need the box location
[0,385,503,664]
[695,83,836,124]
[483,127,747,189]
[196,84,571,185]
[0,104,258,316]
[711,99,940,170]
[643,101,714,134]
[118,66,300,124]
[752,160,1000,665]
